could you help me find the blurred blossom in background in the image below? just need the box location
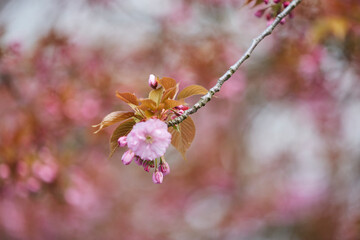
[0,0,360,239]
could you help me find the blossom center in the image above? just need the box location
[145,135,153,144]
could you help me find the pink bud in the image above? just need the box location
[283,1,290,7]
[143,165,150,172]
[117,136,127,147]
[264,0,269,4]
[280,18,286,24]
[159,161,170,176]
[148,74,158,89]
[152,170,163,184]
[177,110,184,116]
[266,13,272,21]
[121,150,134,165]
[134,156,143,166]
[273,0,280,3]
[254,9,265,18]
[175,105,189,111]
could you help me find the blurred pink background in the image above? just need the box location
[0,0,360,239]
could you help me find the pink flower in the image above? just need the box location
[148,74,158,89]
[121,150,134,165]
[159,161,170,176]
[152,170,163,184]
[117,136,127,147]
[127,119,171,160]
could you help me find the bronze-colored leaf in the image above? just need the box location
[168,117,195,160]
[177,85,208,99]
[93,111,134,133]
[164,99,185,109]
[149,87,163,105]
[109,118,136,157]
[158,77,177,90]
[161,86,178,102]
[138,99,157,111]
[116,92,139,106]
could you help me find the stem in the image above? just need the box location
[167,0,302,127]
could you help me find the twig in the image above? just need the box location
[167,0,302,127]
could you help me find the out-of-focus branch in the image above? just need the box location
[167,0,302,127]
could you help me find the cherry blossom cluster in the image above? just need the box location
[94,74,204,184]
[118,119,171,184]
[254,0,293,25]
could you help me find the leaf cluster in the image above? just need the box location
[93,77,208,159]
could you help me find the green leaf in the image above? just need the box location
[149,87,163,106]
[168,117,195,160]
[93,111,134,133]
[177,85,208,99]
[109,118,136,157]
[116,92,139,106]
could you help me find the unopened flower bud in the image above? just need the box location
[134,156,143,166]
[254,9,265,18]
[152,170,163,184]
[177,110,185,116]
[159,161,170,176]
[280,18,286,25]
[283,1,290,7]
[118,136,127,147]
[121,150,134,165]
[143,165,150,172]
[266,13,273,21]
[264,0,269,4]
[175,105,189,111]
[148,74,158,89]
[273,0,280,3]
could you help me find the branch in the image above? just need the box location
[167,0,302,127]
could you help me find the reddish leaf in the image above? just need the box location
[138,99,157,111]
[161,86,178,102]
[116,92,139,106]
[109,118,136,157]
[93,111,134,133]
[177,85,208,99]
[164,99,185,109]
[168,117,195,160]
[158,77,177,90]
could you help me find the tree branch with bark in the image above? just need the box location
[167,0,302,127]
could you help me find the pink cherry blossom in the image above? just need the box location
[127,119,171,160]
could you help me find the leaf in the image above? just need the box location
[168,117,195,160]
[158,77,177,90]
[161,86,178,102]
[149,87,163,105]
[138,99,157,111]
[116,92,139,106]
[93,111,134,133]
[177,85,208,99]
[164,99,185,109]
[109,118,136,157]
